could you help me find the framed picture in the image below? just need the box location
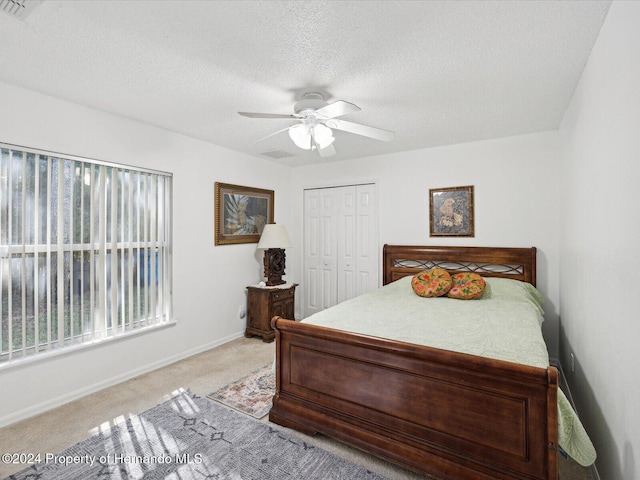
[215,182,274,245]
[429,185,475,237]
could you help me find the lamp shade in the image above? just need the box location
[288,124,312,150]
[257,224,293,249]
[313,123,335,149]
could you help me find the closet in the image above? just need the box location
[303,184,378,318]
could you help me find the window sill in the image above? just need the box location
[0,320,177,371]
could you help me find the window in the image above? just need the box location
[0,143,172,364]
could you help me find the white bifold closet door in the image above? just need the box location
[303,184,378,318]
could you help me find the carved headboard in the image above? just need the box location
[382,245,537,286]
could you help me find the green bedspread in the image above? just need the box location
[303,276,596,467]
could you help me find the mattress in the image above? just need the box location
[303,275,596,467]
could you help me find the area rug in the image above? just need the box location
[4,391,386,480]
[207,363,275,419]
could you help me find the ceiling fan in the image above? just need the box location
[238,92,395,157]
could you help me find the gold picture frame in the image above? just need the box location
[429,185,475,237]
[215,182,274,245]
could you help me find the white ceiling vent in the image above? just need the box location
[259,150,294,160]
[0,0,42,20]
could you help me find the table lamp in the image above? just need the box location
[257,224,293,286]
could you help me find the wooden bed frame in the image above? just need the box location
[269,245,558,480]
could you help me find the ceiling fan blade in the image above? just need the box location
[318,143,336,158]
[327,119,395,142]
[314,100,361,119]
[250,126,295,145]
[238,112,298,119]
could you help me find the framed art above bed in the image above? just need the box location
[429,185,474,237]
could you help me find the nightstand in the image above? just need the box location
[245,283,297,342]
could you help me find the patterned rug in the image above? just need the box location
[5,391,386,480]
[207,363,275,419]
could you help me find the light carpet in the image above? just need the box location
[207,363,275,419]
[4,391,386,480]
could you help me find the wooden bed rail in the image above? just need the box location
[270,316,558,480]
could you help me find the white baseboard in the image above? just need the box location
[552,359,601,480]
[0,331,244,429]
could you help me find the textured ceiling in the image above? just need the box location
[0,0,611,166]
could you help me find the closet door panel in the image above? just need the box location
[306,267,319,310]
[337,186,357,303]
[304,188,337,317]
[303,190,321,314]
[320,190,338,309]
[355,184,378,296]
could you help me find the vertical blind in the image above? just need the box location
[0,143,172,364]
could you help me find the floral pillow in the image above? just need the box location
[446,272,486,300]
[411,268,453,297]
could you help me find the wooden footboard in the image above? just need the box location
[269,317,558,480]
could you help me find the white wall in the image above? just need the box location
[290,131,562,355]
[559,2,640,479]
[0,83,292,426]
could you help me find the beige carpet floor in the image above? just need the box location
[0,337,592,479]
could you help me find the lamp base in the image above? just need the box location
[263,248,287,286]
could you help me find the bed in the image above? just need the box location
[269,245,595,480]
